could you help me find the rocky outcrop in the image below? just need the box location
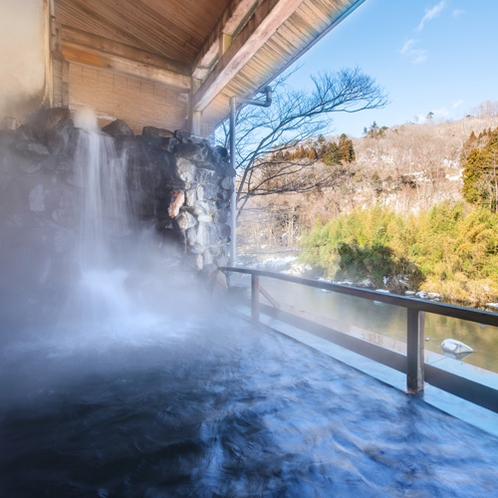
[121,119,233,272]
[0,109,233,326]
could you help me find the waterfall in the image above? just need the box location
[0,106,232,332]
[75,128,129,269]
[59,111,136,327]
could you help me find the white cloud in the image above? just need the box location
[411,52,428,64]
[416,1,446,31]
[453,9,465,18]
[400,39,415,55]
[400,39,427,64]
[452,99,465,109]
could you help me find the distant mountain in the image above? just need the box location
[348,115,498,215]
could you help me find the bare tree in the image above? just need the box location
[217,67,388,218]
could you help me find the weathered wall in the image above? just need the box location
[0,1,190,135]
[0,0,52,125]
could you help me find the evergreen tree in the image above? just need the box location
[364,121,388,138]
[322,141,341,165]
[462,127,498,212]
[338,133,355,162]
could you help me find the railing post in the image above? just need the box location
[406,309,425,394]
[251,274,260,322]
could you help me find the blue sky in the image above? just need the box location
[288,0,498,137]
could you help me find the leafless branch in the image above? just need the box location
[216,67,387,218]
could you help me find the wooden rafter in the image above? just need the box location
[192,0,259,80]
[193,0,305,112]
[59,26,191,92]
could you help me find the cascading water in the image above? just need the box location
[74,114,128,270]
[59,110,137,327]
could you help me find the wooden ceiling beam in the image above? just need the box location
[193,0,304,112]
[61,39,191,92]
[60,25,192,77]
[192,0,258,80]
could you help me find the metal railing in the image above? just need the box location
[221,267,498,413]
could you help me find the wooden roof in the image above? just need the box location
[54,0,365,136]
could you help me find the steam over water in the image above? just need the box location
[2,317,498,497]
[1,119,498,496]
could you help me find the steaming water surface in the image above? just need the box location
[2,118,497,496]
[1,312,498,497]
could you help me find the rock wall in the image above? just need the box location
[101,117,234,272]
[0,108,233,327]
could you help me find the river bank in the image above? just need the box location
[230,255,498,374]
[236,251,498,313]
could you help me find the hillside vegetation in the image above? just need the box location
[300,202,498,307]
[238,109,498,307]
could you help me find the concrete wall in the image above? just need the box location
[0,0,52,126]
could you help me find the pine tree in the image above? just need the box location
[462,127,498,212]
[338,133,355,163]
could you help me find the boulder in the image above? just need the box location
[174,142,209,162]
[176,211,197,231]
[176,157,197,183]
[142,126,174,141]
[28,107,72,137]
[102,119,134,138]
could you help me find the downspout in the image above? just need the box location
[229,86,272,266]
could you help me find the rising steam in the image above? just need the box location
[0,0,49,121]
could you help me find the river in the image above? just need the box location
[248,276,498,374]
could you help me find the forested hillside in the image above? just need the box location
[238,107,498,307]
[238,111,498,252]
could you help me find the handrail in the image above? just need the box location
[220,266,498,412]
[221,267,498,326]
